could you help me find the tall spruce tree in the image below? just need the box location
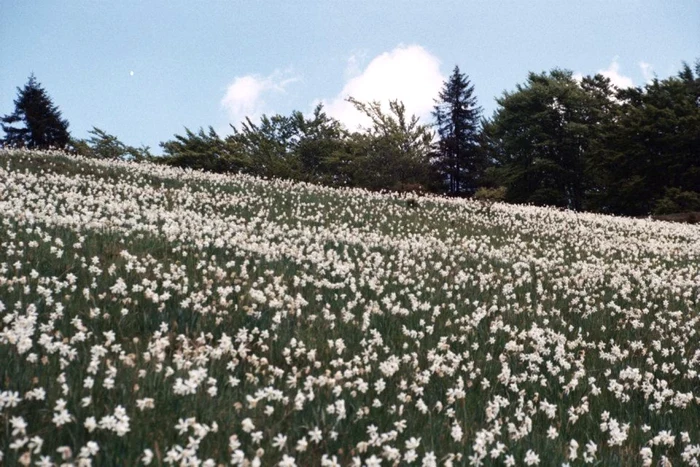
[432,66,483,196]
[1,74,70,149]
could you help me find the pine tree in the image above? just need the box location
[432,66,483,196]
[1,74,70,149]
[485,69,611,211]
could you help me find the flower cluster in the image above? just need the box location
[1,149,699,465]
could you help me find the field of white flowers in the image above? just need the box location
[0,149,699,466]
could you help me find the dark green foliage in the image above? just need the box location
[345,97,439,191]
[161,105,349,181]
[653,188,700,215]
[594,62,700,215]
[160,100,439,192]
[70,127,152,162]
[432,66,484,196]
[485,69,617,210]
[229,104,349,182]
[1,74,70,149]
[158,58,699,215]
[161,126,249,173]
[230,114,301,178]
[293,105,350,185]
[483,60,700,215]
[575,74,623,212]
[10,57,694,215]
[474,186,507,202]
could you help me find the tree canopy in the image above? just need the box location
[1,74,70,149]
[344,98,437,191]
[595,62,700,215]
[484,69,609,210]
[484,62,700,215]
[162,100,437,191]
[432,66,483,196]
[71,127,152,162]
[5,59,698,218]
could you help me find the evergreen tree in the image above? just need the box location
[485,69,612,210]
[1,74,70,149]
[432,66,483,196]
[598,62,700,215]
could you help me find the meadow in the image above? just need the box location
[1,149,699,466]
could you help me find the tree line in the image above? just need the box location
[3,61,700,216]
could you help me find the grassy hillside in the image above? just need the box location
[1,149,699,466]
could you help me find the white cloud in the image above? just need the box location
[599,57,635,89]
[321,45,445,131]
[639,61,654,83]
[344,50,368,79]
[221,70,299,127]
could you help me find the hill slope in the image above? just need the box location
[1,149,700,466]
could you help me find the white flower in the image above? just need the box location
[404,450,418,463]
[52,399,72,427]
[405,437,421,450]
[569,439,579,460]
[28,436,43,455]
[251,431,264,444]
[309,427,323,444]
[84,417,97,432]
[295,437,308,452]
[279,454,297,467]
[136,398,154,411]
[640,447,653,467]
[524,449,540,465]
[421,451,437,467]
[490,442,506,458]
[242,418,255,433]
[272,433,287,450]
[10,416,27,436]
[450,422,463,442]
[585,441,597,456]
[374,379,386,394]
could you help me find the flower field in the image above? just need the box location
[1,149,699,466]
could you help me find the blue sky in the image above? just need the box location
[2,1,698,153]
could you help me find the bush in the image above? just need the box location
[474,186,507,202]
[652,188,700,215]
[70,127,152,162]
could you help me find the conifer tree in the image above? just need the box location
[485,69,616,211]
[432,66,483,196]
[1,74,70,149]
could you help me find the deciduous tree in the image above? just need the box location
[347,97,437,191]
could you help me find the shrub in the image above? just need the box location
[652,188,700,215]
[474,186,507,202]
